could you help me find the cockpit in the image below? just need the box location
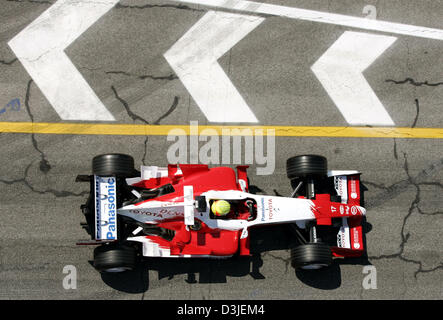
[203,198,257,221]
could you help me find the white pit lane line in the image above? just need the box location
[173,0,443,40]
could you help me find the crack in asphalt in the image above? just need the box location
[142,96,179,166]
[262,251,291,273]
[111,85,149,124]
[0,162,88,197]
[0,81,86,198]
[115,2,205,12]
[24,80,51,174]
[153,96,179,126]
[367,153,443,280]
[412,99,420,128]
[413,265,443,279]
[386,78,443,87]
[393,138,398,160]
[389,98,419,164]
[5,0,52,4]
[419,181,443,189]
[0,58,18,65]
[6,0,273,19]
[111,85,179,165]
[111,85,150,165]
[1,262,50,272]
[363,156,443,209]
[106,70,178,81]
[414,184,443,217]
[4,0,205,12]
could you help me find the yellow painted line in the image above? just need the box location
[0,122,442,139]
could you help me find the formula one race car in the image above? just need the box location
[76,154,366,273]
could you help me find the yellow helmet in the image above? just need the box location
[211,200,231,216]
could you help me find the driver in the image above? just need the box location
[211,200,231,217]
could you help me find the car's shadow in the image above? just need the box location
[100,182,373,293]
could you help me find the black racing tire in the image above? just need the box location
[92,153,135,177]
[93,244,137,273]
[286,155,327,180]
[290,243,332,270]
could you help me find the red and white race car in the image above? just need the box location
[77,154,366,273]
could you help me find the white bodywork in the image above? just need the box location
[118,190,316,233]
[121,190,317,258]
[97,166,364,257]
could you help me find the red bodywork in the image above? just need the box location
[132,164,251,256]
[129,165,364,258]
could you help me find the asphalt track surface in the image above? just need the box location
[0,0,442,300]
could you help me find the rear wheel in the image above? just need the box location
[93,244,137,273]
[290,243,332,270]
[92,153,135,177]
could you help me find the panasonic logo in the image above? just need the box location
[105,178,116,240]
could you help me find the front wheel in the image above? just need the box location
[93,244,137,273]
[290,243,332,270]
[286,154,327,180]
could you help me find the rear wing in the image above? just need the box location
[94,176,118,240]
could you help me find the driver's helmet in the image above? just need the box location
[211,200,231,216]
